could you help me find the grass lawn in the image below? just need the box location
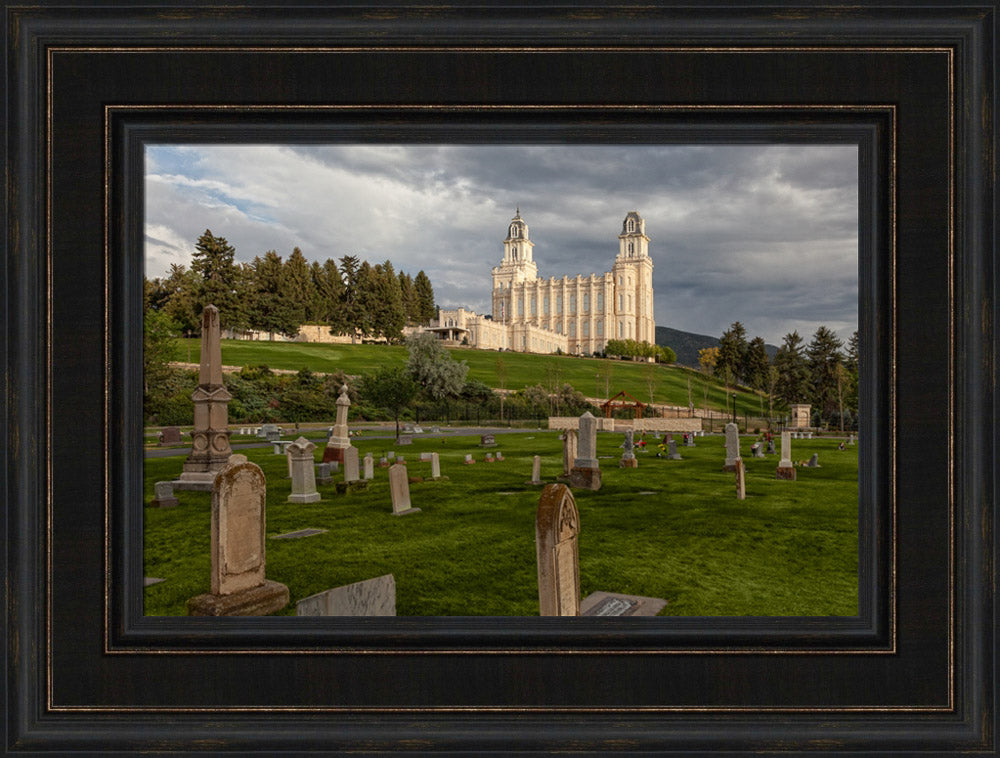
[175,338,769,414]
[144,431,858,616]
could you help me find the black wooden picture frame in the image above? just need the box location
[4,2,996,755]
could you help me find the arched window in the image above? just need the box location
[618,321,624,338]
[512,245,517,259]
[628,242,633,255]
[628,219,635,232]
[583,322,590,337]
[619,294,624,311]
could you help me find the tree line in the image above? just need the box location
[145,229,437,341]
[698,321,859,429]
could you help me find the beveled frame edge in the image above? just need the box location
[108,105,894,658]
[5,3,994,754]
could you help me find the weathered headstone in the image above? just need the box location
[419,452,433,462]
[398,435,413,446]
[496,452,504,461]
[485,453,495,462]
[343,445,360,482]
[667,438,682,460]
[735,458,746,500]
[766,439,776,455]
[560,429,578,477]
[386,450,395,461]
[378,456,389,468]
[158,426,181,445]
[480,433,496,447]
[388,463,420,515]
[430,452,443,480]
[286,437,321,504]
[464,453,475,465]
[315,462,333,486]
[363,453,374,479]
[751,442,765,458]
[174,305,233,491]
[187,455,289,615]
[848,433,855,446]
[527,454,544,485]
[535,483,581,616]
[776,431,796,480]
[323,385,352,463]
[150,480,178,508]
[581,591,667,616]
[619,429,638,468]
[683,432,696,447]
[259,423,279,440]
[296,574,395,616]
[722,422,741,472]
[569,411,602,490]
[805,453,820,467]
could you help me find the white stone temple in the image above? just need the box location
[431,210,655,356]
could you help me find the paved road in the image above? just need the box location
[143,426,554,459]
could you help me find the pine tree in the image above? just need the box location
[315,259,344,329]
[806,326,844,421]
[280,247,311,327]
[159,263,201,336]
[248,251,301,339]
[744,336,770,391]
[338,255,361,341]
[353,261,380,339]
[375,261,406,341]
[413,270,436,324]
[773,331,811,407]
[190,229,239,327]
[717,321,748,384]
[398,271,416,323]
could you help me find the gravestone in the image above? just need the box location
[527,454,544,485]
[535,484,581,616]
[296,574,395,616]
[806,453,820,467]
[667,438,682,460]
[848,433,855,446]
[396,456,406,464]
[560,429,578,477]
[480,433,496,447]
[378,456,389,468]
[419,452,433,462]
[496,452,504,461]
[187,455,289,616]
[323,385,352,463]
[430,452,443,479]
[722,422,741,472]
[388,463,420,515]
[569,411,602,490]
[386,450,395,461]
[343,446,360,482]
[431,426,441,433]
[581,591,667,617]
[735,458,746,500]
[766,439,776,455]
[398,435,413,446]
[464,454,475,465]
[337,446,367,493]
[402,423,415,433]
[272,440,292,455]
[315,462,333,485]
[363,453,374,480]
[287,437,321,504]
[751,442,765,458]
[776,431,796,480]
[259,423,279,440]
[174,305,233,491]
[619,429,638,468]
[159,426,181,445]
[485,453,496,462]
[150,480,178,508]
[683,432,696,447]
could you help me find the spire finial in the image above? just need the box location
[516,205,520,216]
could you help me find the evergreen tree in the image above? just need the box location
[744,336,770,391]
[190,229,240,327]
[248,251,301,339]
[338,255,361,341]
[413,270,437,323]
[806,326,844,420]
[316,259,344,329]
[374,260,406,341]
[398,271,416,323]
[353,261,380,339]
[159,263,201,336]
[281,247,312,326]
[360,366,418,442]
[717,321,748,384]
[773,330,811,407]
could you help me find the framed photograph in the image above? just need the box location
[4,2,995,754]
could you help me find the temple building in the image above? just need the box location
[432,210,655,355]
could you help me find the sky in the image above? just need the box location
[144,143,858,346]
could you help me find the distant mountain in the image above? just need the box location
[655,326,778,368]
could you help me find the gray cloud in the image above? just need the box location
[145,143,858,344]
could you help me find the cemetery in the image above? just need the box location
[145,426,859,617]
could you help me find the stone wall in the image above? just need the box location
[547,416,702,433]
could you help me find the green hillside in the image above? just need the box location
[174,338,777,416]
